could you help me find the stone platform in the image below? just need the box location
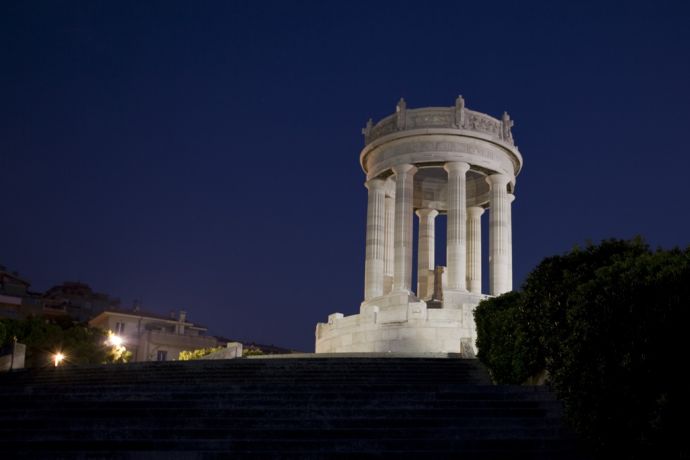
[316,291,486,356]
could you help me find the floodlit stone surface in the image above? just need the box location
[316,96,523,355]
[416,208,438,300]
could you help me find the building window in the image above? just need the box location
[115,322,125,334]
[157,350,167,361]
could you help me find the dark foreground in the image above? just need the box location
[0,355,587,459]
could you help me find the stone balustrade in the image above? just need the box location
[363,96,515,147]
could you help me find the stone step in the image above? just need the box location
[2,358,490,371]
[1,406,556,419]
[5,377,491,386]
[2,415,564,430]
[0,397,559,408]
[6,377,490,384]
[0,426,570,441]
[0,385,555,394]
[0,381,548,394]
[1,438,583,457]
[0,383,554,393]
[5,368,490,383]
[0,358,584,457]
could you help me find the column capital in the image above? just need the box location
[391,163,417,176]
[364,178,386,191]
[444,161,470,174]
[507,193,516,203]
[467,206,485,218]
[486,173,511,187]
[415,208,439,219]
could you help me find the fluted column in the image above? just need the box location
[444,161,470,291]
[466,206,484,294]
[383,193,395,294]
[392,164,417,293]
[416,208,438,300]
[363,178,386,300]
[506,194,515,289]
[487,174,513,295]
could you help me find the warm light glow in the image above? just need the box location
[53,352,65,367]
[105,330,130,363]
[109,334,123,347]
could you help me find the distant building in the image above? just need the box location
[89,309,218,362]
[1,266,220,361]
[0,267,47,319]
[43,282,120,322]
[0,266,121,322]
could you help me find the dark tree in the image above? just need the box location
[475,238,689,458]
[1,317,109,367]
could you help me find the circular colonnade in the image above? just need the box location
[315,96,523,355]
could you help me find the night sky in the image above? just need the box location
[2,1,689,351]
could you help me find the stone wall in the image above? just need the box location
[199,342,243,360]
[0,342,25,371]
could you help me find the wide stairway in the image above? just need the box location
[0,355,585,458]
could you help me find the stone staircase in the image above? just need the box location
[0,356,586,458]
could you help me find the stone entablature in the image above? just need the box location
[362,135,521,186]
[316,96,523,356]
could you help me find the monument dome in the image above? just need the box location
[315,96,523,355]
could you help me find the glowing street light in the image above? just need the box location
[53,352,65,367]
[105,331,130,363]
[108,334,123,347]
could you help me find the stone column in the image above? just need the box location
[487,174,513,295]
[383,193,395,294]
[392,164,417,293]
[506,194,515,289]
[363,178,386,300]
[466,206,484,294]
[444,161,470,291]
[416,208,438,300]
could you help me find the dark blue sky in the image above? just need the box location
[2,1,689,351]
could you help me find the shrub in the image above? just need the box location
[475,238,689,457]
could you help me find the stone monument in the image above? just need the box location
[315,96,523,356]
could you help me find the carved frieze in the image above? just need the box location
[467,112,500,137]
[407,110,452,129]
[363,98,516,147]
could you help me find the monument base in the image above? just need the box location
[315,291,487,357]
